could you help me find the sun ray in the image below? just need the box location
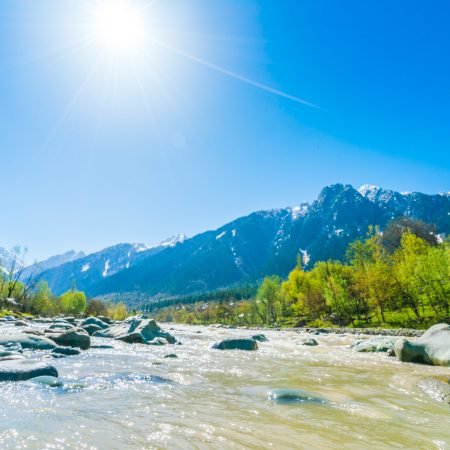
[150,39,320,109]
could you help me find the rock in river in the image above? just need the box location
[0,360,58,382]
[94,316,176,345]
[351,337,395,353]
[301,338,319,346]
[252,334,269,342]
[0,334,56,350]
[82,324,103,336]
[46,328,90,350]
[394,323,450,366]
[212,338,258,351]
[268,389,327,404]
[81,317,109,330]
[52,346,81,356]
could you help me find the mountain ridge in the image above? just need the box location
[4,184,449,300]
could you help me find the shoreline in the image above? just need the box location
[205,323,425,338]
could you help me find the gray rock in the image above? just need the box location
[94,318,176,345]
[0,360,58,382]
[301,338,319,346]
[97,315,113,324]
[81,317,109,329]
[164,354,178,358]
[28,376,64,387]
[212,338,258,351]
[82,324,103,336]
[268,388,327,404]
[252,334,269,342]
[46,328,90,350]
[32,318,53,324]
[351,337,396,353]
[47,323,75,331]
[52,346,81,356]
[0,334,56,350]
[14,320,29,327]
[394,323,450,366]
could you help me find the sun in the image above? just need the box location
[91,0,147,56]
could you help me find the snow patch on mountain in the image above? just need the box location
[290,203,309,220]
[102,260,110,277]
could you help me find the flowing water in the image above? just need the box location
[0,323,449,449]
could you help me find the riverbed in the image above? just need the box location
[0,322,449,449]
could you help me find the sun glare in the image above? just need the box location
[92,0,147,56]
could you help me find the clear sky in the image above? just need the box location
[1,0,449,261]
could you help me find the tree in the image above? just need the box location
[348,232,397,322]
[86,299,108,317]
[282,267,327,320]
[59,291,87,315]
[256,276,282,325]
[381,217,438,253]
[30,281,54,315]
[315,261,356,326]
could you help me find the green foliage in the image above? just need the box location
[59,291,87,315]
[153,219,450,329]
[107,302,129,320]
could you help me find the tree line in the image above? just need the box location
[0,248,129,319]
[154,218,450,329]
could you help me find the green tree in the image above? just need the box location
[256,276,282,325]
[59,290,87,315]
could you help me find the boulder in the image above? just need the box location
[94,317,176,345]
[301,338,319,346]
[82,324,103,336]
[97,315,113,324]
[32,318,53,324]
[352,337,395,353]
[52,346,81,356]
[394,323,450,366]
[0,360,58,382]
[268,389,327,404]
[14,320,29,327]
[81,317,109,330]
[28,375,64,387]
[0,334,56,350]
[47,323,75,331]
[46,328,90,350]
[252,334,269,342]
[212,338,258,351]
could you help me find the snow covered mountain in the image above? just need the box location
[34,184,450,298]
[38,235,187,294]
[20,250,86,281]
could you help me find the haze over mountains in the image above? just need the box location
[2,184,449,301]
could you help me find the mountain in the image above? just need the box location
[0,247,12,274]
[38,184,450,299]
[38,235,186,295]
[20,250,85,281]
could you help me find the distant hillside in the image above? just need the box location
[42,183,447,300]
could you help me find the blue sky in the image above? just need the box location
[1,0,449,261]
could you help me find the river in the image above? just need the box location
[0,322,449,449]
